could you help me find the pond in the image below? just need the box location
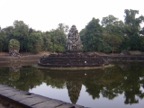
[0,63,144,108]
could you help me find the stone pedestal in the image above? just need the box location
[38,52,106,67]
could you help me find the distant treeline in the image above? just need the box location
[1,9,144,53]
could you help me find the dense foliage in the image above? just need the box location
[80,9,144,53]
[0,9,144,53]
[9,39,20,51]
[0,21,67,53]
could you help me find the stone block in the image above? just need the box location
[9,93,35,102]
[32,99,64,108]
[20,95,50,106]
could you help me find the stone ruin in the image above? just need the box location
[67,25,82,52]
[9,49,20,57]
[38,25,107,68]
[39,52,106,67]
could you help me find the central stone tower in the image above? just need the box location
[66,25,82,52]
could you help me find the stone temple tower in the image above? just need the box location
[66,25,83,52]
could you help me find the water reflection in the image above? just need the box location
[0,63,144,107]
[66,81,82,104]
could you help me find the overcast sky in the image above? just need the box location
[0,0,144,31]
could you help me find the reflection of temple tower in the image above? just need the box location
[66,81,82,104]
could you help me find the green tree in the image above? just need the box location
[42,32,53,51]
[57,23,69,34]
[102,15,124,53]
[49,24,67,52]
[102,15,118,27]
[1,26,14,51]
[27,31,43,53]
[124,9,144,50]
[0,31,6,52]
[13,20,29,52]
[9,39,20,52]
[80,18,103,51]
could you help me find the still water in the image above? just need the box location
[0,63,144,108]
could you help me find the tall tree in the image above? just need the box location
[13,20,29,52]
[42,32,53,51]
[0,31,6,52]
[102,15,118,27]
[57,23,69,34]
[49,29,66,52]
[27,31,43,53]
[80,18,103,51]
[124,9,144,50]
[0,26,14,51]
[102,15,124,53]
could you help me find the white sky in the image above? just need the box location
[0,0,144,31]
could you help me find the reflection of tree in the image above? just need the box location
[84,72,103,99]
[83,64,144,105]
[1,63,144,105]
[85,82,102,99]
[9,71,20,81]
[121,63,144,104]
[0,67,10,85]
[84,66,123,99]
[124,91,139,104]
[100,66,123,99]
[14,67,44,91]
[66,81,82,104]
[0,67,44,91]
[45,76,65,89]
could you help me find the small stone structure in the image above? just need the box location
[67,25,83,52]
[9,49,20,57]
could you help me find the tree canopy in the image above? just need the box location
[80,9,144,52]
[0,9,144,53]
[0,22,67,53]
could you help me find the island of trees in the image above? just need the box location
[1,9,144,54]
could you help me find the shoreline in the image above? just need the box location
[1,52,144,68]
[34,64,114,70]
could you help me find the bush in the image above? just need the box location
[9,39,20,54]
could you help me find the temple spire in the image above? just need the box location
[66,25,83,52]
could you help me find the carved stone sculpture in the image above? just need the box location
[67,25,82,51]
